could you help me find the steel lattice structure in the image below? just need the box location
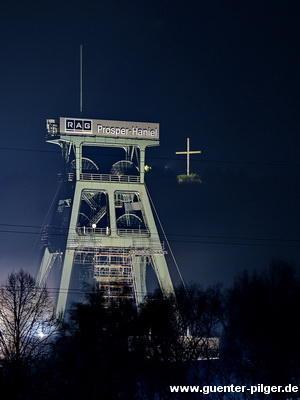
[37,117,174,314]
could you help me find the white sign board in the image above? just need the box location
[59,117,159,140]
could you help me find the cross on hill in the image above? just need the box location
[175,138,201,175]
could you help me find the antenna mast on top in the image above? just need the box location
[80,45,83,115]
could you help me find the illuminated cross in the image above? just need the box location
[176,138,201,175]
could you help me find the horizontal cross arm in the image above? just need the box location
[176,151,201,154]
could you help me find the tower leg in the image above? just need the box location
[36,247,52,286]
[132,255,147,305]
[151,255,174,295]
[36,247,61,287]
[56,249,75,314]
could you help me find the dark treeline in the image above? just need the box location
[0,260,300,399]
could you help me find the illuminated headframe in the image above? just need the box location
[40,115,174,314]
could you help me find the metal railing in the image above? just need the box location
[80,173,140,183]
[76,227,110,236]
[60,173,140,183]
[117,228,150,237]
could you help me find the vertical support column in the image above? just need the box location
[56,182,83,315]
[187,137,190,176]
[132,255,147,305]
[151,255,174,296]
[75,144,82,181]
[140,147,145,184]
[56,249,75,314]
[36,247,52,286]
[108,188,117,236]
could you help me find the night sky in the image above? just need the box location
[0,0,299,288]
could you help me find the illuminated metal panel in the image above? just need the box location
[58,117,159,140]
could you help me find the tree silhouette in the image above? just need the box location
[223,261,300,396]
[46,284,224,399]
[0,269,59,399]
[49,291,139,399]
[130,285,223,399]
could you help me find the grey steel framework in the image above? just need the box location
[37,118,174,314]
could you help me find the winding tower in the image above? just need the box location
[37,117,174,314]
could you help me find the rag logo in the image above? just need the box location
[65,119,92,133]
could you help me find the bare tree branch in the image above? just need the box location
[0,269,60,365]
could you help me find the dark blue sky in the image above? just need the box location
[0,0,299,287]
